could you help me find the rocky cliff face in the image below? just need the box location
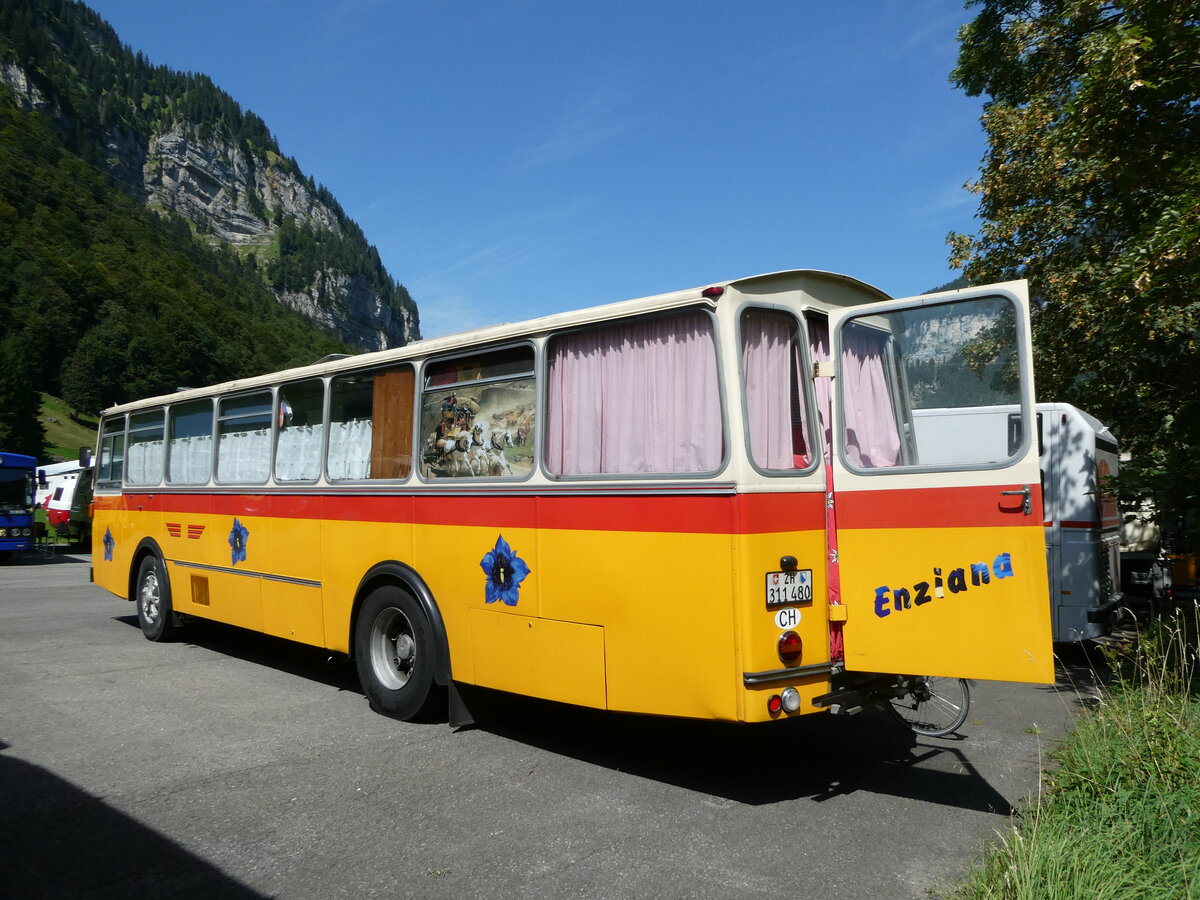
[141,127,417,351]
[1,57,418,353]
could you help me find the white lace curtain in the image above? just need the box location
[216,429,271,483]
[275,424,324,482]
[326,419,372,480]
[168,435,212,484]
[120,421,373,483]
[126,439,163,485]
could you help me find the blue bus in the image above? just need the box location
[0,452,36,561]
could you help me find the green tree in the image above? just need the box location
[949,0,1200,540]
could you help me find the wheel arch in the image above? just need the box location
[128,537,167,602]
[351,562,452,686]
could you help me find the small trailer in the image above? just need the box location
[36,458,93,542]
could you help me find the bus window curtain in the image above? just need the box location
[216,429,270,483]
[807,318,900,468]
[168,435,212,484]
[276,425,323,481]
[741,309,811,469]
[126,440,164,484]
[841,324,901,468]
[545,312,722,475]
[327,420,372,480]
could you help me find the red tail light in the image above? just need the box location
[777,631,802,664]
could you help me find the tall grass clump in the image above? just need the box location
[955,604,1200,899]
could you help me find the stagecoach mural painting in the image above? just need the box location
[419,378,536,479]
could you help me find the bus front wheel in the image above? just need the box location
[136,555,178,642]
[355,585,440,720]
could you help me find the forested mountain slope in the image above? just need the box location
[0,93,350,454]
[0,0,418,353]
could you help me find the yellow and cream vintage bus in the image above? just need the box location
[91,270,1054,730]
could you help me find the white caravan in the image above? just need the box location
[910,402,1121,642]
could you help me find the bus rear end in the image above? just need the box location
[0,453,36,560]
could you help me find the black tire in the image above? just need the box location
[887,676,971,737]
[136,554,178,642]
[354,585,441,720]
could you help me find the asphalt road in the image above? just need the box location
[0,552,1100,899]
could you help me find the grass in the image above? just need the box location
[38,393,99,462]
[953,606,1200,899]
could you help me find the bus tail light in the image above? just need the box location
[767,687,802,715]
[777,630,802,664]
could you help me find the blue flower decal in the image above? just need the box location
[102,528,114,562]
[228,518,249,566]
[480,534,530,607]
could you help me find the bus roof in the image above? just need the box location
[103,268,888,416]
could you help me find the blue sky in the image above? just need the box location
[85,0,988,339]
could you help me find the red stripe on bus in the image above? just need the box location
[97,484,1035,533]
[97,490,826,534]
[836,483,1043,529]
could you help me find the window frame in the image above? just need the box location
[214,390,274,486]
[542,307,729,482]
[417,341,538,484]
[274,378,328,485]
[166,398,215,486]
[125,408,166,487]
[735,303,822,478]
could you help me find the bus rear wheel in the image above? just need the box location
[136,555,178,642]
[355,585,440,721]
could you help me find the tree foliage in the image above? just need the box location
[949,0,1200,539]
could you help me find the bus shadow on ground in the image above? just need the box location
[108,616,1013,814]
[112,615,363,694]
[0,743,264,899]
[475,696,1014,814]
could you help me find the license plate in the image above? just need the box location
[765,569,813,608]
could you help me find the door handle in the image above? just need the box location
[1001,485,1032,515]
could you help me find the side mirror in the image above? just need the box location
[79,447,93,468]
[37,469,48,488]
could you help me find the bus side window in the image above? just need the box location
[840,295,1025,470]
[126,410,165,486]
[419,348,534,480]
[328,366,414,481]
[740,308,816,472]
[276,379,326,482]
[96,416,126,489]
[216,392,272,484]
[167,399,214,485]
[545,311,722,476]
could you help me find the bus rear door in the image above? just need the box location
[826,280,1054,684]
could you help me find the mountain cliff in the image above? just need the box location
[0,0,419,352]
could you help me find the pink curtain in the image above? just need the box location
[840,324,902,468]
[808,317,833,461]
[741,310,811,469]
[546,312,722,475]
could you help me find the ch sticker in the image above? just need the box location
[774,607,801,629]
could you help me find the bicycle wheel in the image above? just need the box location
[888,677,971,737]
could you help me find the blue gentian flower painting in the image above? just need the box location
[480,534,530,606]
[102,527,114,562]
[228,518,249,566]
